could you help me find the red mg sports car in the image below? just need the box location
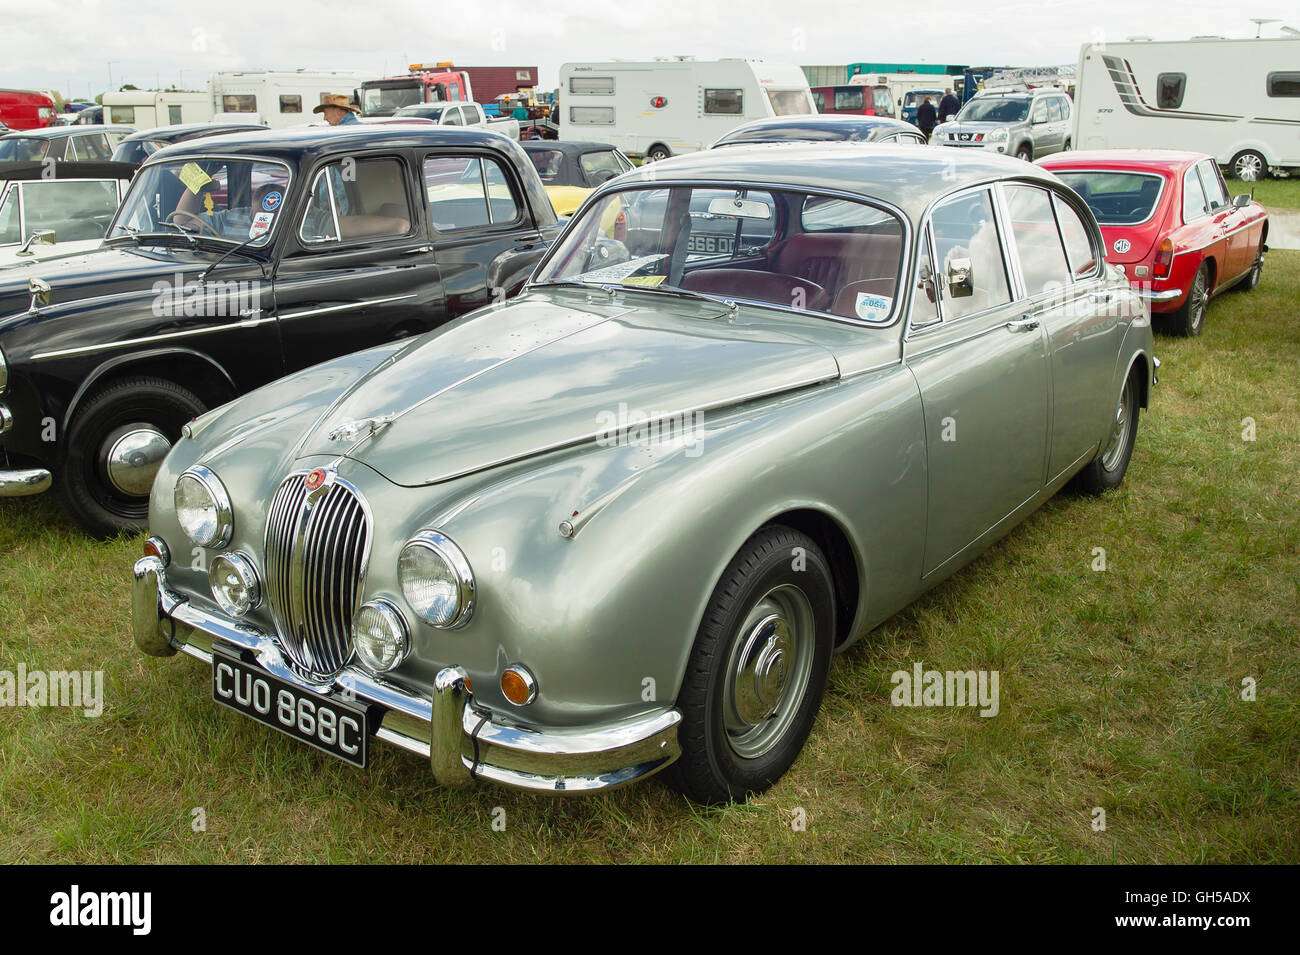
[1039,150,1268,337]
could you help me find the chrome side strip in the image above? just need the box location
[277,294,418,321]
[31,316,277,361]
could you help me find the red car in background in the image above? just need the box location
[0,89,58,131]
[1039,150,1268,337]
[810,84,895,118]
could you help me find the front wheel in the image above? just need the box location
[56,377,206,538]
[1071,368,1141,495]
[646,145,671,163]
[1015,144,1033,162]
[661,525,835,804]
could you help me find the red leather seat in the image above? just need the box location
[679,268,828,312]
[771,232,902,317]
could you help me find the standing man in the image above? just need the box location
[917,95,938,141]
[314,93,361,126]
[939,88,961,124]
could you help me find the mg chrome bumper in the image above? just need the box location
[1136,288,1182,302]
[131,556,682,793]
[0,467,52,497]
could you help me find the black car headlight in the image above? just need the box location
[399,531,475,629]
[174,465,233,548]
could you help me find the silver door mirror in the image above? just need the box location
[28,277,51,312]
[17,230,56,255]
[946,257,973,298]
[1232,193,1252,209]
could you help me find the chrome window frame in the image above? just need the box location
[1180,163,1211,224]
[528,178,913,329]
[997,181,1075,303]
[422,151,525,236]
[1048,190,1105,283]
[298,154,419,248]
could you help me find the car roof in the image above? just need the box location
[0,160,138,181]
[616,143,1059,221]
[521,140,617,155]
[0,124,129,140]
[1039,148,1207,172]
[146,124,522,163]
[716,115,921,144]
[119,122,268,143]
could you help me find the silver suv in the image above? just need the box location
[932,87,1073,161]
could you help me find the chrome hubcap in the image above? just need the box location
[723,584,815,759]
[104,425,171,496]
[1101,380,1135,472]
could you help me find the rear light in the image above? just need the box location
[1153,238,1174,279]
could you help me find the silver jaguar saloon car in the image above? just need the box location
[133,144,1157,803]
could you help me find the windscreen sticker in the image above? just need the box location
[178,162,213,195]
[620,275,666,287]
[854,292,892,322]
[249,212,274,239]
[261,190,283,211]
[580,253,668,284]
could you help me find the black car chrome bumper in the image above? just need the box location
[0,467,51,497]
[131,556,682,793]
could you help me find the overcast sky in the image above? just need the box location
[1,0,1296,100]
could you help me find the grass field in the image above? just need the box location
[1243,176,1300,211]
[1,253,1297,864]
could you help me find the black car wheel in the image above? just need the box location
[1072,368,1141,495]
[646,145,671,163]
[1016,144,1033,162]
[662,525,835,804]
[56,377,206,538]
[1169,263,1210,337]
[1238,240,1264,293]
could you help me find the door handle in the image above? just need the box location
[1006,315,1040,332]
[404,244,435,255]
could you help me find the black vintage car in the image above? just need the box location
[0,125,562,536]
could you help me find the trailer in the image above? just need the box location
[210,70,374,128]
[558,57,815,161]
[101,90,210,127]
[1073,36,1300,179]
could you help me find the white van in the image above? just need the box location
[209,70,375,130]
[1073,36,1300,179]
[102,90,211,127]
[558,58,815,161]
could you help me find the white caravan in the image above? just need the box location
[102,90,211,127]
[209,70,375,129]
[558,58,815,161]
[1073,36,1300,179]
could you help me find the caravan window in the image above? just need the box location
[569,76,615,95]
[109,106,135,124]
[704,89,744,115]
[168,105,183,124]
[569,106,614,125]
[280,95,302,114]
[1266,72,1300,97]
[223,95,257,113]
[1156,74,1185,109]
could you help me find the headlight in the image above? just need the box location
[989,127,1009,142]
[399,531,475,629]
[208,553,260,616]
[174,466,232,548]
[352,600,409,672]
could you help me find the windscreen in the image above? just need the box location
[957,97,1030,123]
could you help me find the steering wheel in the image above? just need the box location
[164,209,222,238]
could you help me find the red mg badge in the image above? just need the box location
[304,468,327,491]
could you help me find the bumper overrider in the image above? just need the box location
[132,556,682,793]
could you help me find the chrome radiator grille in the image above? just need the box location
[263,471,371,680]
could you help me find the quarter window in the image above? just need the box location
[910,228,940,327]
[423,155,520,231]
[704,89,744,115]
[1157,73,1186,109]
[930,190,1011,320]
[1267,72,1300,97]
[1182,164,1208,222]
[1052,196,1099,278]
[1004,185,1071,297]
[1197,159,1229,210]
[68,133,111,161]
[300,157,413,244]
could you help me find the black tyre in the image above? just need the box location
[1072,368,1141,495]
[1061,138,1072,151]
[661,525,836,804]
[56,377,206,538]
[1229,150,1267,182]
[1168,262,1210,337]
[1237,240,1264,293]
[646,145,671,163]
[1015,144,1033,162]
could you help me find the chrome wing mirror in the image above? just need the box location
[17,229,56,256]
[946,257,974,298]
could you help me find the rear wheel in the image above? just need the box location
[1237,239,1265,292]
[1072,368,1141,495]
[56,377,205,538]
[646,145,671,163]
[1061,138,1072,151]
[661,525,835,804]
[1168,262,1210,337]
[1229,150,1267,182]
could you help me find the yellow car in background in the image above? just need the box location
[521,141,635,217]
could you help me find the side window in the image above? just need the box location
[1004,185,1071,297]
[300,157,413,244]
[704,89,744,115]
[1267,72,1300,97]
[873,88,894,116]
[1198,159,1229,210]
[424,155,520,232]
[1030,98,1049,123]
[0,187,18,244]
[20,180,120,241]
[443,107,464,126]
[280,95,302,114]
[1182,164,1208,222]
[1052,195,1099,279]
[930,189,1011,320]
[1157,73,1186,109]
[910,228,940,327]
[1047,98,1064,122]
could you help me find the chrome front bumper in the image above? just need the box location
[0,467,52,497]
[132,556,682,793]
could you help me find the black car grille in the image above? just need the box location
[263,471,370,680]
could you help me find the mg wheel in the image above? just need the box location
[1169,262,1210,337]
[662,525,835,804]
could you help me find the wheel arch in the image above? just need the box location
[754,507,864,648]
[63,348,238,432]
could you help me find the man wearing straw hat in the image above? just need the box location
[314,93,361,125]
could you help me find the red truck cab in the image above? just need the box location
[0,89,58,131]
[360,64,473,116]
[811,84,894,118]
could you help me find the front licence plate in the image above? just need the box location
[212,646,368,768]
